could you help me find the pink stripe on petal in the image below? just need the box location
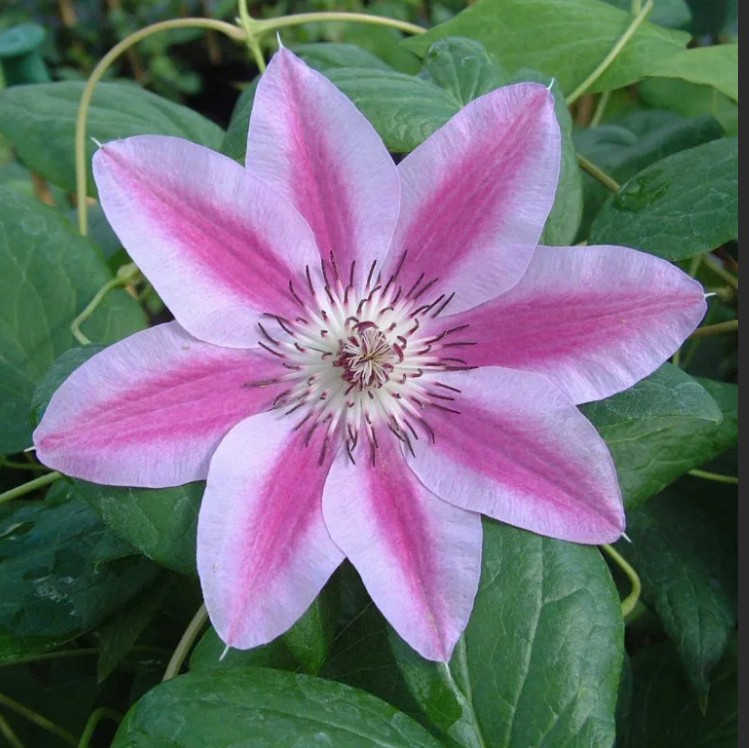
[34,323,284,487]
[409,367,624,544]
[93,135,319,347]
[198,412,343,650]
[441,245,707,403]
[385,83,560,313]
[246,49,400,276]
[323,438,482,662]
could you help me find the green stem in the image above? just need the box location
[0,457,47,472]
[439,639,488,748]
[0,713,26,748]
[689,319,738,338]
[631,0,643,13]
[0,694,76,746]
[688,254,703,277]
[77,708,122,748]
[253,11,426,37]
[237,0,266,72]
[688,469,738,485]
[0,472,61,506]
[71,278,122,345]
[703,254,739,290]
[75,18,247,236]
[0,645,169,669]
[601,544,641,618]
[589,90,611,127]
[577,153,621,192]
[162,604,208,681]
[566,0,654,105]
[71,264,140,345]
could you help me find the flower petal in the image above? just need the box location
[384,83,560,313]
[93,135,319,348]
[197,412,343,650]
[408,367,624,544]
[34,323,284,487]
[439,245,707,403]
[322,437,482,661]
[246,48,400,276]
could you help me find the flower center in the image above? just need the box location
[251,255,473,464]
[334,322,401,389]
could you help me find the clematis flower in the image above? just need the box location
[34,49,706,662]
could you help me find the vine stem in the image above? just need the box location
[0,693,76,746]
[566,0,654,106]
[0,472,62,506]
[601,544,641,618]
[162,604,208,681]
[71,263,140,345]
[589,90,611,127]
[0,645,169,669]
[689,319,738,338]
[0,457,47,472]
[703,254,739,290]
[577,153,621,192]
[74,18,246,236]
[0,713,25,748]
[253,11,426,37]
[77,708,122,748]
[74,8,427,236]
[237,0,266,72]
[688,469,739,485]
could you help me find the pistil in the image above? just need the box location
[251,255,475,464]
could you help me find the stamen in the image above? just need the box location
[288,281,305,308]
[254,263,473,465]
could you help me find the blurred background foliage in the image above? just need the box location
[0,2,737,746]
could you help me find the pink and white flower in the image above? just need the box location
[34,49,706,661]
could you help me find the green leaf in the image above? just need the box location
[112,668,443,747]
[0,81,224,195]
[220,78,258,163]
[603,0,692,29]
[0,481,158,644]
[96,578,167,682]
[30,345,103,426]
[29,349,202,576]
[418,39,582,245]
[638,78,738,136]
[403,0,689,95]
[421,36,508,106]
[582,365,736,507]
[282,583,339,675]
[339,4,422,75]
[0,656,100,748]
[73,479,203,576]
[623,640,737,747]
[0,189,145,454]
[294,42,394,72]
[574,111,724,236]
[191,583,339,676]
[514,69,582,245]
[326,68,458,153]
[648,45,738,101]
[390,519,623,748]
[221,52,448,163]
[190,625,299,673]
[620,478,737,695]
[589,137,738,260]
[686,0,737,37]
[321,567,423,721]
